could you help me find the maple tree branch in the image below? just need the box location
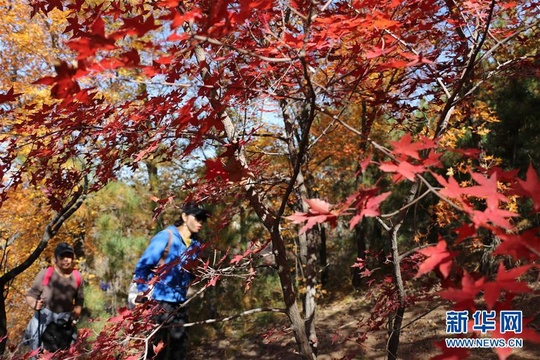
[182,307,286,328]
[452,17,540,102]
[376,217,391,232]
[398,243,435,261]
[382,28,452,98]
[475,16,540,66]
[434,0,497,138]
[119,76,200,89]
[275,35,318,224]
[192,35,292,63]
[414,173,463,212]
[380,188,433,219]
[318,0,333,14]
[331,115,392,156]
[250,131,288,143]
[247,148,286,157]
[398,302,443,331]
[308,117,339,151]
[50,176,88,235]
[459,57,530,99]
[287,4,308,22]
[521,242,540,259]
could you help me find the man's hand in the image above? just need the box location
[187,286,197,298]
[33,298,43,310]
[72,305,82,322]
[134,293,148,304]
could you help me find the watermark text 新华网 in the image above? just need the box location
[444,310,523,349]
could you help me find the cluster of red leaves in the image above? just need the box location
[2,0,463,211]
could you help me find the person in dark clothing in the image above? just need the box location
[134,202,210,360]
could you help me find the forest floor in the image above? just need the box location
[189,289,540,360]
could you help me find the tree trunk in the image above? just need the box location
[145,160,164,229]
[271,227,315,359]
[387,305,405,360]
[301,230,319,353]
[0,287,6,354]
[319,225,328,287]
[384,181,418,360]
[279,98,320,352]
[387,225,406,360]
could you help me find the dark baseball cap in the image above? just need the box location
[183,202,210,222]
[54,242,75,258]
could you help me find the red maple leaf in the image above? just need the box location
[451,147,482,159]
[285,198,339,234]
[439,271,485,311]
[349,191,391,229]
[462,172,509,210]
[120,14,161,37]
[153,341,165,355]
[494,229,540,261]
[423,150,443,168]
[516,164,540,212]
[34,61,82,100]
[415,239,457,279]
[380,59,409,69]
[400,51,435,66]
[468,207,518,230]
[67,17,117,59]
[364,45,397,59]
[204,158,228,181]
[431,173,464,201]
[453,223,476,244]
[0,87,22,103]
[482,263,532,310]
[358,151,372,174]
[389,133,435,160]
[64,15,83,37]
[381,160,427,181]
[487,167,520,184]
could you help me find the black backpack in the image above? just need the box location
[41,318,75,352]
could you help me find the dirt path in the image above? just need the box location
[189,292,540,360]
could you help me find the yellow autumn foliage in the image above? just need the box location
[1,185,82,345]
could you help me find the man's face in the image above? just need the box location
[56,252,74,270]
[185,214,204,234]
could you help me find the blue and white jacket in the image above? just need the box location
[134,226,201,303]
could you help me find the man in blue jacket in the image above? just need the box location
[134,202,209,360]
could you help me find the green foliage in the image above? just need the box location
[485,78,540,170]
[83,181,155,312]
[81,284,108,324]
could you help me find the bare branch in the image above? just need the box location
[183,307,286,328]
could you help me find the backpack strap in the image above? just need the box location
[157,230,174,266]
[72,269,82,288]
[42,266,55,287]
[42,266,82,289]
